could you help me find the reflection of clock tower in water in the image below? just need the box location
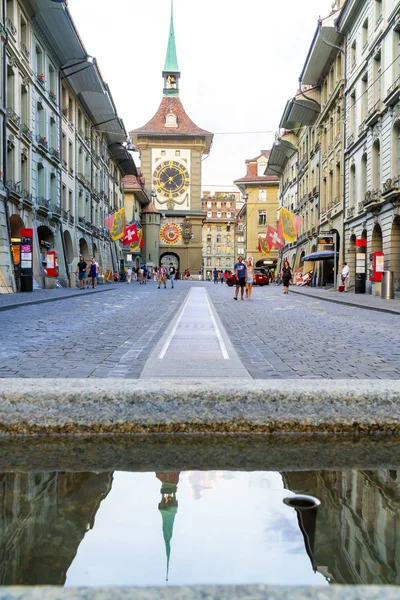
[130,2,213,274]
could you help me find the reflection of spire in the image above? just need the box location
[156,473,180,581]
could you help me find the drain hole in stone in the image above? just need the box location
[283,495,321,510]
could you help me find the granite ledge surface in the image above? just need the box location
[1,586,400,599]
[1,379,400,435]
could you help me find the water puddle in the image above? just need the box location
[1,465,399,587]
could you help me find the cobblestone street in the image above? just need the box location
[0,281,399,379]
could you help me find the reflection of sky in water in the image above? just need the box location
[66,471,328,588]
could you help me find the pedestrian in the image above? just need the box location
[138,266,144,285]
[220,270,224,283]
[126,267,133,284]
[245,257,254,300]
[213,268,218,284]
[281,260,293,294]
[224,270,229,284]
[76,255,87,290]
[158,264,167,288]
[113,271,119,283]
[143,265,148,285]
[233,255,247,300]
[87,257,98,289]
[169,262,176,289]
[341,262,350,291]
[198,270,202,281]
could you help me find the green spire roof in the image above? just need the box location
[163,0,179,73]
[159,501,178,581]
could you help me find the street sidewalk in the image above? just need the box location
[289,285,400,315]
[0,283,121,311]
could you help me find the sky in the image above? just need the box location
[67,0,335,192]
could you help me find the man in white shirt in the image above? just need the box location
[341,262,350,291]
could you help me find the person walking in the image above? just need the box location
[169,262,176,289]
[281,260,293,294]
[87,257,98,289]
[245,257,254,300]
[138,266,144,285]
[142,265,148,285]
[341,262,350,291]
[233,256,247,300]
[76,256,87,290]
[158,264,167,289]
[213,268,218,284]
[126,267,133,284]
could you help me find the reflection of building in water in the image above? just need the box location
[0,471,113,585]
[186,471,227,500]
[156,472,180,581]
[282,469,400,585]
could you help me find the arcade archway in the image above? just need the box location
[63,230,74,267]
[79,238,89,259]
[391,217,400,291]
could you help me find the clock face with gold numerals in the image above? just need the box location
[153,160,190,198]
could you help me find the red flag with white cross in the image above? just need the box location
[122,223,138,246]
[266,225,284,250]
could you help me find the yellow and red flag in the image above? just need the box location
[278,208,298,242]
[105,208,125,241]
[257,234,270,255]
[130,228,144,252]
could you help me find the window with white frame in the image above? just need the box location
[362,19,369,51]
[238,248,244,255]
[207,201,212,208]
[207,211,212,218]
[257,159,267,176]
[375,0,382,24]
[258,211,267,225]
[227,212,231,218]
[258,189,267,201]
[217,212,221,218]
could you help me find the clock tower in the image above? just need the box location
[130,1,213,275]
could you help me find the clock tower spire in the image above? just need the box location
[163,0,180,96]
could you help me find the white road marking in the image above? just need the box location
[158,291,193,359]
[158,288,229,360]
[204,290,229,360]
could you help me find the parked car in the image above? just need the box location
[226,269,269,287]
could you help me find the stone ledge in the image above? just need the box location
[0,379,400,435]
[1,585,400,599]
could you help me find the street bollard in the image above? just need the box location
[381,271,394,300]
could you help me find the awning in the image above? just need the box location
[300,13,344,86]
[302,251,339,262]
[108,144,137,177]
[265,139,297,177]
[280,97,321,130]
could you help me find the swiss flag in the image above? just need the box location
[266,225,284,250]
[122,223,138,246]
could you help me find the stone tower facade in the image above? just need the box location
[130,2,213,275]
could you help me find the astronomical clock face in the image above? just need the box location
[153,160,190,198]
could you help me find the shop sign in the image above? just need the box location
[318,235,334,245]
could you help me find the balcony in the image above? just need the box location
[49,147,60,162]
[21,123,32,142]
[50,204,62,218]
[48,89,57,104]
[21,191,33,206]
[6,180,21,196]
[358,121,367,137]
[382,176,400,201]
[346,207,355,219]
[36,73,46,88]
[298,153,308,175]
[385,76,400,106]
[36,135,48,150]
[358,201,364,213]
[37,197,51,211]
[6,17,16,37]
[20,42,30,60]
[78,216,86,227]
[68,215,75,226]
[365,100,382,127]
[347,133,355,149]
[312,226,317,236]
[363,189,382,208]
[61,208,69,220]
[6,107,21,129]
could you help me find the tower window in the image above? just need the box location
[175,150,181,156]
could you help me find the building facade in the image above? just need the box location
[130,5,213,276]
[0,0,135,291]
[234,150,280,272]
[201,190,239,279]
[337,0,400,292]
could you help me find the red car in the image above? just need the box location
[226,269,270,287]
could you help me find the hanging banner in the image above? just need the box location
[130,229,144,252]
[105,208,125,241]
[257,234,270,255]
[278,208,297,242]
